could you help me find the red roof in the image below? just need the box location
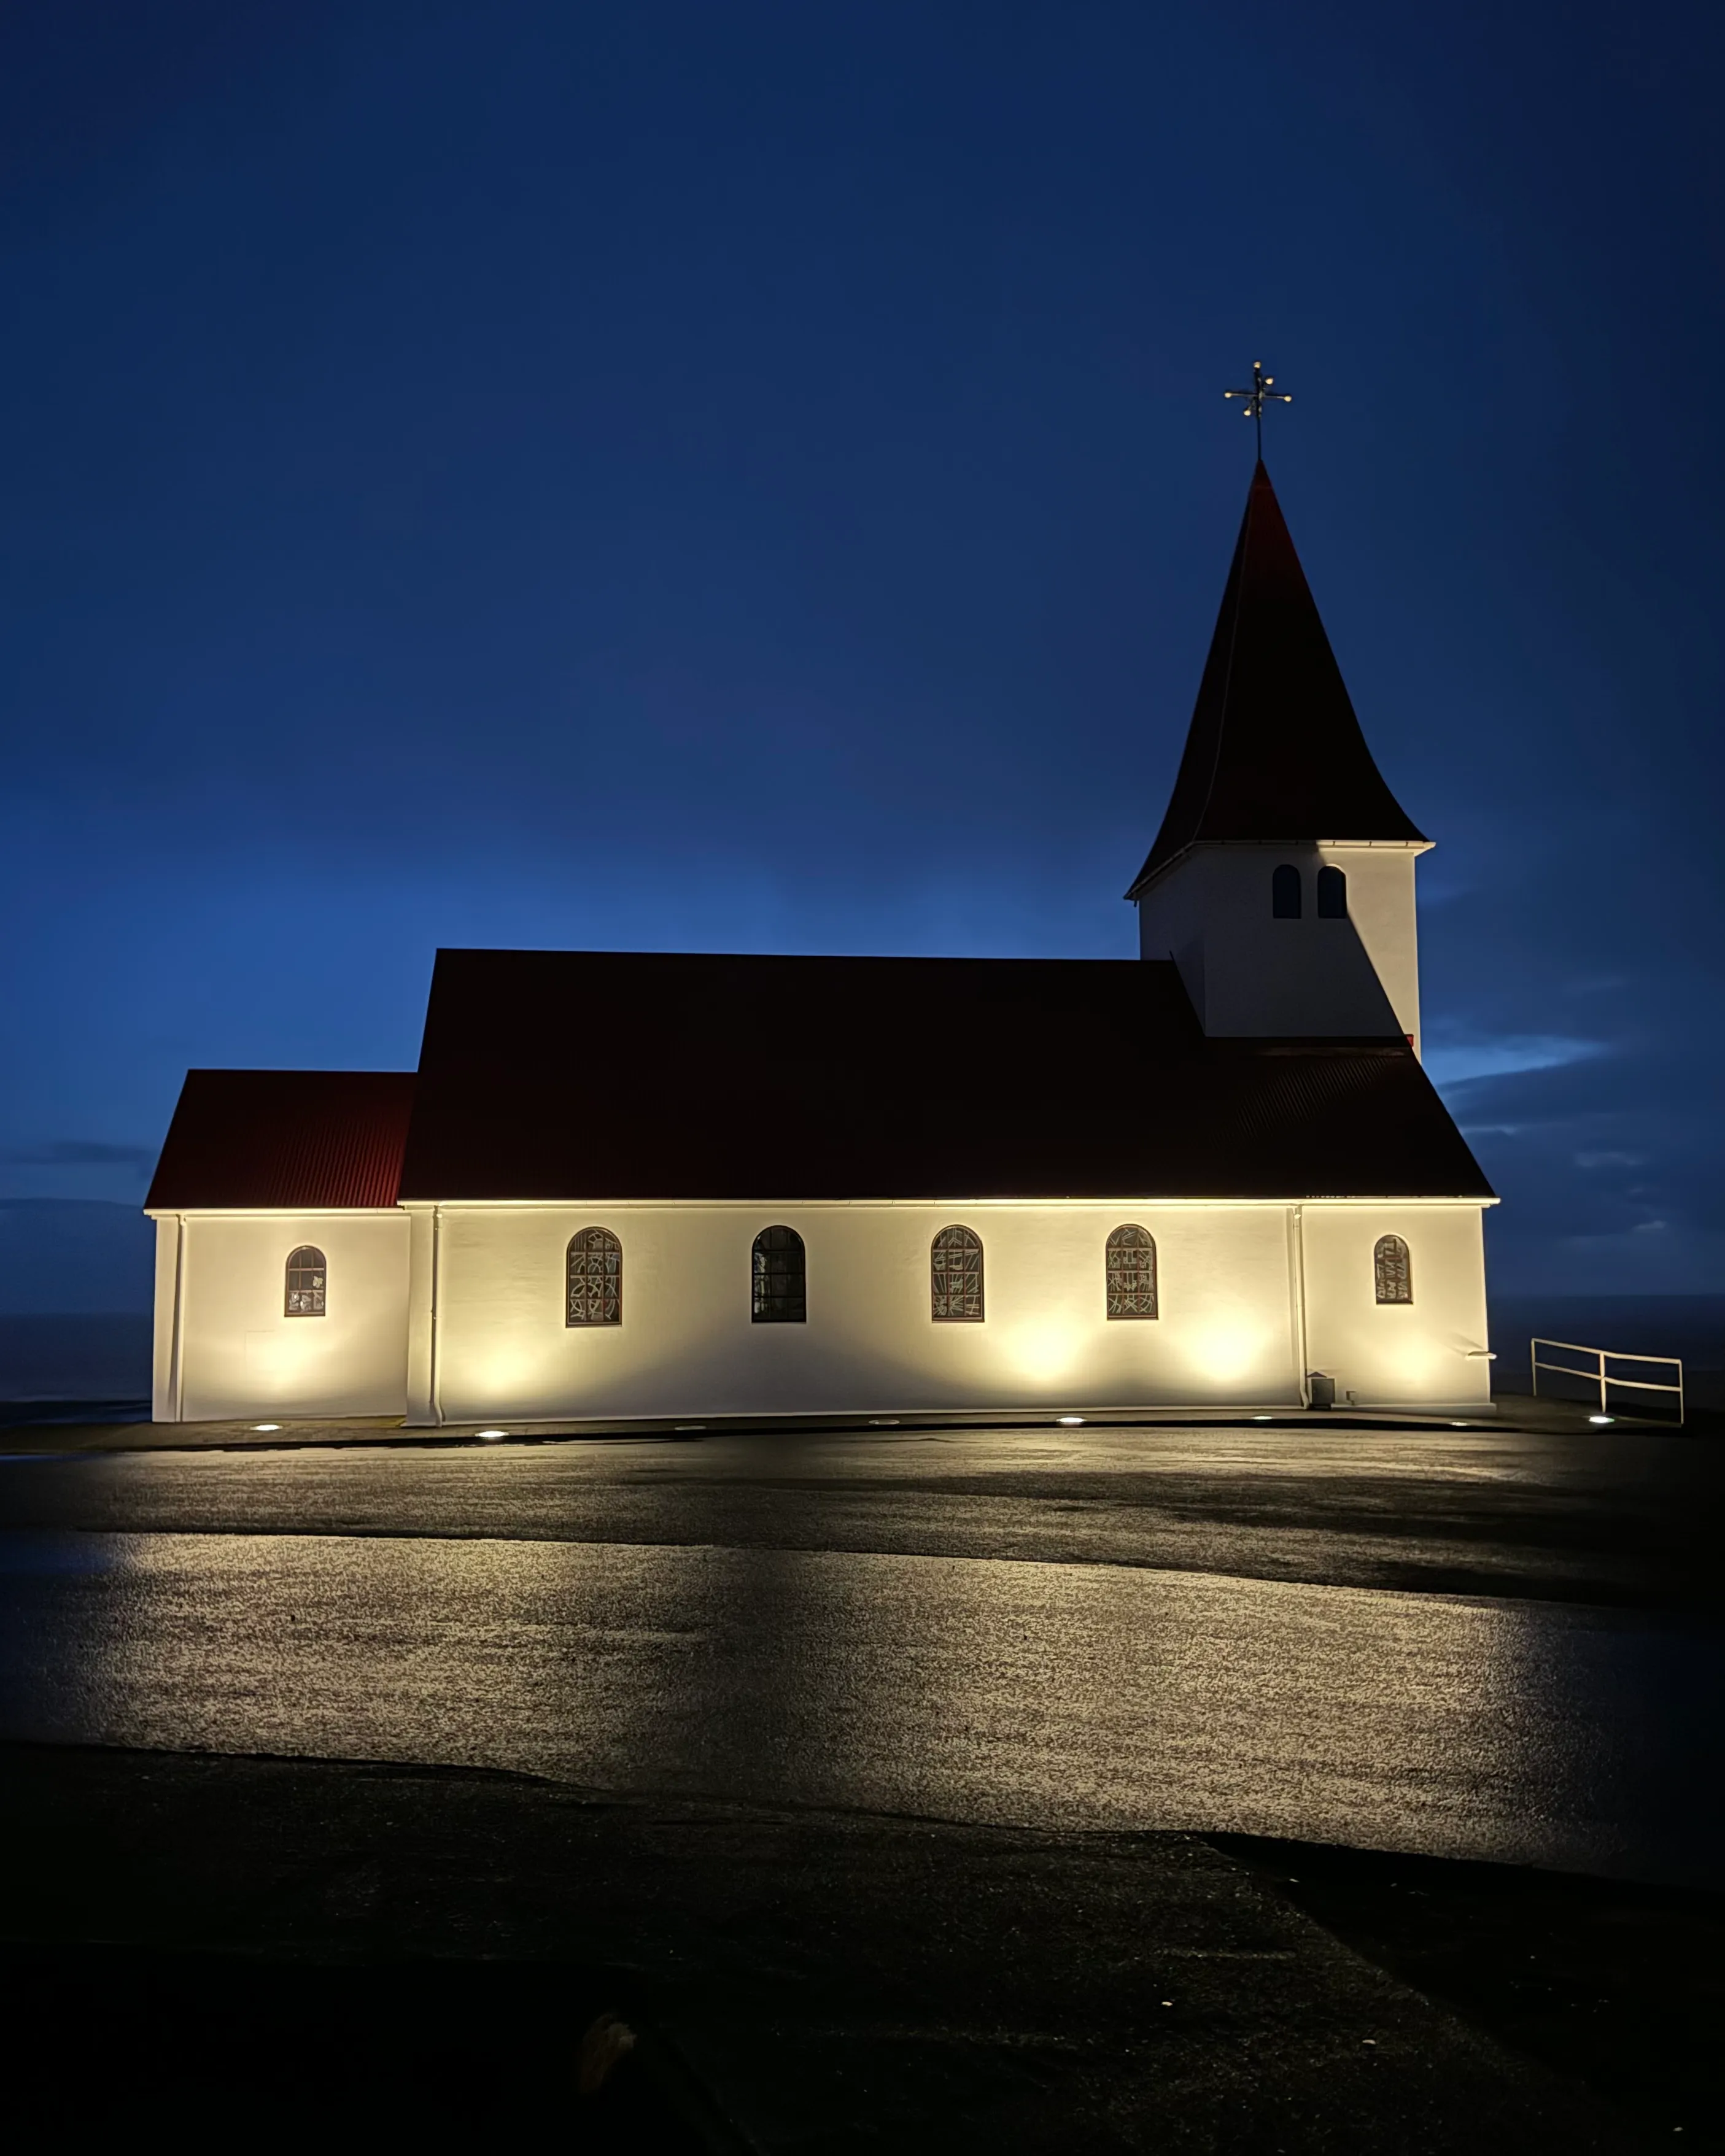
[143,956,1490,1208]
[145,1070,415,1210]
[397,948,1490,1202]
[1128,462,1425,895]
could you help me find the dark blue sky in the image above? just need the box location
[2,0,1719,1294]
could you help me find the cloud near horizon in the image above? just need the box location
[0,1141,157,1170]
[1422,1032,1602,1091]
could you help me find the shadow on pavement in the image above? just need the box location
[1211,1835,1724,2150]
[1,1742,1710,2152]
[4,1944,729,2150]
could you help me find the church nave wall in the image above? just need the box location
[157,1208,411,1423]
[413,1200,1310,1424]
[149,1199,1492,1426]
[1299,1203,1492,1411]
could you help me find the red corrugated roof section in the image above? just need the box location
[145,1070,415,1210]
[397,949,1492,1202]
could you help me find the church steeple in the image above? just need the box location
[1126,460,1424,900]
[1129,462,1430,1050]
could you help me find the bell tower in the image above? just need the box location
[1128,460,1430,1053]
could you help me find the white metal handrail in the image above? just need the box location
[1530,1336,1684,1426]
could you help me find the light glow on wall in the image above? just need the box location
[1390,1347,1451,1392]
[242,1320,352,1396]
[1185,1319,1270,1385]
[1003,1317,1083,1385]
[469,1344,553,1401]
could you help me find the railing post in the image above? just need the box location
[1528,1335,1683,1425]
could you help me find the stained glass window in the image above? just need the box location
[1272,864,1301,918]
[1374,1234,1413,1305]
[1317,865,1347,919]
[752,1225,806,1323]
[567,1226,622,1326]
[285,1245,327,1317]
[931,1225,984,1322]
[1106,1224,1158,1318]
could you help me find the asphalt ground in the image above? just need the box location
[0,1418,1716,1609]
[2,1422,1719,2148]
[4,1744,1718,2152]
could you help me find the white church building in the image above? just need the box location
[144,462,1496,1428]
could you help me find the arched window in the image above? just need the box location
[1272,864,1302,919]
[1106,1224,1158,1319]
[1374,1234,1413,1305]
[285,1245,327,1317]
[567,1226,622,1326]
[1317,865,1347,919]
[931,1225,984,1322]
[752,1225,806,1323]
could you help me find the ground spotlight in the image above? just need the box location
[253,1423,281,1432]
[1589,1414,1616,1426]
[1057,1415,1084,1426]
[476,1429,509,1441]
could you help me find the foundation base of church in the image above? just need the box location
[45,1401,1524,1456]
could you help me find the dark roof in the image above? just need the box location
[145,1070,416,1210]
[399,948,1490,1202]
[1127,462,1425,895]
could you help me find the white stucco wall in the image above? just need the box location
[1136,843,1426,1050]
[152,1215,183,1422]
[150,1197,1490,1425]
[1300,1203,1492,1410]
[398,1197,1489,1426]
[149,1210,410,1422]
[409,1200,1300,1424]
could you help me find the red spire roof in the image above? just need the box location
[1126,462,1425,896]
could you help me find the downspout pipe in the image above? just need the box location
[169,1213,188,1423]
[1290,1203,1311,1409]
[429,1204,444,1427]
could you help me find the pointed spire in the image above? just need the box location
[1126,462,1424,897]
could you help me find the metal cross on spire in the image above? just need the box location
[1222,359,1292,458]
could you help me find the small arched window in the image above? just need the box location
[567,1227,622,1326]
[1272,864,1302,919]
[285,1245,327,1318]
[931,1225,984,1322]
[753,1226,806,1323]
[1317,865,1347,919]
[1106,1225,1158,1319]
[1374,1234,1413,1305]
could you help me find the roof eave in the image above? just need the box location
[1126,834,1434,902]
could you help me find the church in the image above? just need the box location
[144,460,1496,1428]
